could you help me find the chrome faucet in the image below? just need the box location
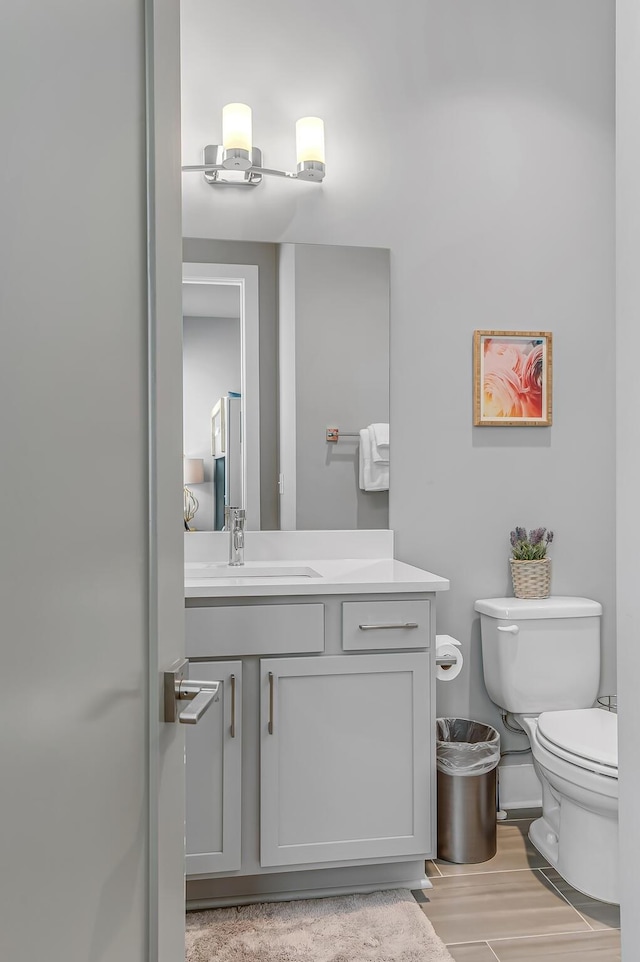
[225,506,246,566]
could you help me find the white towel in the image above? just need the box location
[359,429,389,491]
[368,423,389,464]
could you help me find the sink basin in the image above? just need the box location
[185,563,321,580]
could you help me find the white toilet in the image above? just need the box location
[475,596,618,904]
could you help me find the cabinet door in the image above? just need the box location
[186,661,242,875]
[260,653,431,867]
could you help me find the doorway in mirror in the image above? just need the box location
[183,240,390,532]
[182,261,260,531]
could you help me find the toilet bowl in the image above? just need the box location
[518,709,618,904]
[475,596,618,905]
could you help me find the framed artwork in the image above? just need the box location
[473,330,552,426]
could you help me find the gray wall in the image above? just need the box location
[183,315,241,530]
[183,238,279,528]
[181,0,616,752]
[616,0,640,953]
[289,243,389,530]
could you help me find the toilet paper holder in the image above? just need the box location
[435,635,463,675]
[436,655,458,667]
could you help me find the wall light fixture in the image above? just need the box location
[182,103,325,188]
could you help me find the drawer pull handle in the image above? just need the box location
[230,674,236,738]
[268,671,274,735]
[358,622,419,631]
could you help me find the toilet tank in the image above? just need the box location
[475,597,602,714]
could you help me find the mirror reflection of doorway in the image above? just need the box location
[183,243,391,533]
[182,263,260,531]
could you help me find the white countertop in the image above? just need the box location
[184,530,449,599]
[185,557,450,599]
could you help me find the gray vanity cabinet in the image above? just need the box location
[259,652,431,867]
[185,660,242,875]
[184,592,437,903]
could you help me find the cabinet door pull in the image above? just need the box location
[230,673,236,738]
[358,622,419,631]
[268,671,274,735]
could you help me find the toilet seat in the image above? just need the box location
[536,709,617,779]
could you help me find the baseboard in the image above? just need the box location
[498,761,542,809]
[186,860,429,909]
[187,876,432,910]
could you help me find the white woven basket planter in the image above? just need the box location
[510,558,551,599]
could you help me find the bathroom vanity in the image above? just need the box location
[183,531,449,908]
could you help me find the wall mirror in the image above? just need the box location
[182,239,390,532]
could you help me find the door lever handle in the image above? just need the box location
[163,658,221,724]
[175,680,221,725]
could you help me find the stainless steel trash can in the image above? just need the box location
[436,718,501,864]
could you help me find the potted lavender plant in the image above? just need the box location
[509,526,554,598]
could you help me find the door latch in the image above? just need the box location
[164,658,221,725]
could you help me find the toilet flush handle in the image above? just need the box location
[497,624,520,634]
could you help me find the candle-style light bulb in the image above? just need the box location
[222,103,252,170]
[296,117,325,164]
[295,117,326,181]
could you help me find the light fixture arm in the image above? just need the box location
[182,145,325,188]
[182,108,325,188]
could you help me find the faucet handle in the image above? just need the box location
[224,505,244,528]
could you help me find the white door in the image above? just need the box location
[148,1,186,960]
[0,1,186,961]
[260,653,431,867]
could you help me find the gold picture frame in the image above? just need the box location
[473,330,553,426]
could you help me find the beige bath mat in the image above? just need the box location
[186,887,454,961]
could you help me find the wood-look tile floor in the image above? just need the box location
[415,811,621,961]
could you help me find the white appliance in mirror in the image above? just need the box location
[182,242,389,532]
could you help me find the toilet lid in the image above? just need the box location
[537,709,617,774]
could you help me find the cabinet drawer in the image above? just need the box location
[342,600,430,650]
[186,603,325,657]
